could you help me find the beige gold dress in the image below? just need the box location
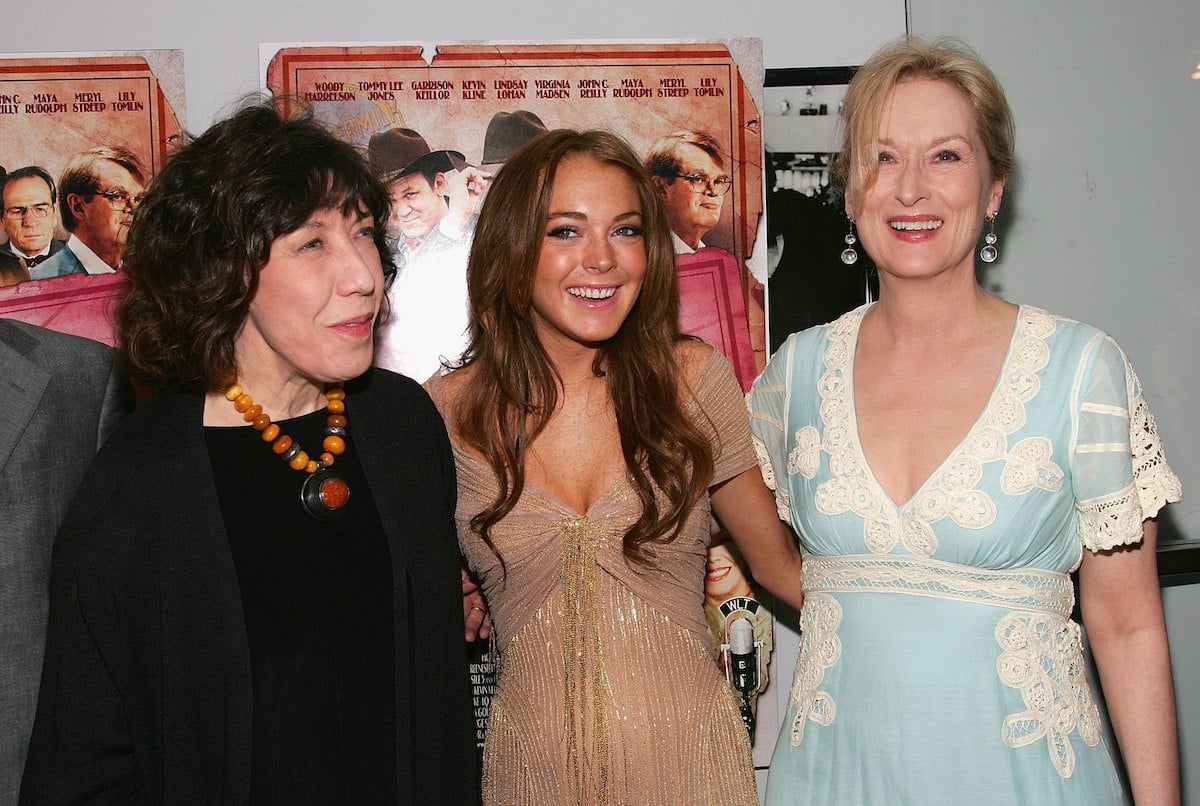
[428,350,759,805]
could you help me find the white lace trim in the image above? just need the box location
[1077,364,1182,551]
[787,593,840,747]
[787,426,821,480]
[752,434,792,523]
[1001,437,1065,496]
[803,554,1074,618]
[1076,484,1146,553]
[996,612,1101,778]
[812,307,1063,556]
[793,555,1100,774]
[1129,374,1182,511]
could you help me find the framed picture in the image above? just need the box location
[763,67,877,352]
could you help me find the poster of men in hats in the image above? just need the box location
[264,41,765,387]
[263,39,779,765]
[0,52,184,345]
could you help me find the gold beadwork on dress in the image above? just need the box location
[425,356,761,805]
[559,516,612,804]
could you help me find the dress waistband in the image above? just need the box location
[802,554,1074,619]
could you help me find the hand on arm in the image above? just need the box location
[462,565,491,642]
[1078,519,1180,805]
[710,467,803,611]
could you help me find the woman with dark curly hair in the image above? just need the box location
[20,101,480,803]
[426,128,802,804]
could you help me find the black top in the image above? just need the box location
[21,372,479,805]
[206,408,397,803]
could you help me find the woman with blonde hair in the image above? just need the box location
[750,37,1180,804]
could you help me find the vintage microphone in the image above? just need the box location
[727,616,759,740]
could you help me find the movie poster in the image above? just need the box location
[0,52,185,345]
[264,40,779,763]
[264,41,765,386]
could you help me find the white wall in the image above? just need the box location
[908,4,1200,802]
[907,1,1200,547]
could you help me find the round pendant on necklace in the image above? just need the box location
[301,468,350,520]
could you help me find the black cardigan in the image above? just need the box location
[20,369,479,804]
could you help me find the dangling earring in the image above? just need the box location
[979,213,999,263]
[840,217,859,265]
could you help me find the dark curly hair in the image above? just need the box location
[454,128,714,567]
[117,99,396,390]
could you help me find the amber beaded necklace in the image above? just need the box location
[225,383,351,520]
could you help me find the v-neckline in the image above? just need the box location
[845,304,1025,510]
[426,372,626,519]
[451,442,625,518]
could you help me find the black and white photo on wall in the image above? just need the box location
[763,67,878,352]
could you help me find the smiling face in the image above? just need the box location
[529,155,647,359]
[386,172,447,242]
[705,540,753,607]
[70,160,145,267]
[847,78,1004,284]
[235,207,384,390]
[3,176,57,255]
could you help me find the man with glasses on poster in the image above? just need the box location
[32,146,146,279]
[0,166,66,286]
[645,130,732,254]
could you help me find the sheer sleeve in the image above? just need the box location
[1072,335,1182,551]
[746,339,794,523]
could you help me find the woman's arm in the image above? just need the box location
[710,467,803,611]
[1078,518,1179,805]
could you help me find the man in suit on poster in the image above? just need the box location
[0,167,66,287]
[644,130,733,255]
[0,318,132,802]
[32,146,146,280]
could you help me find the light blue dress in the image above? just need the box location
[748,304,1181,805]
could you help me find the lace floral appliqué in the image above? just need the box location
[1129,389,1182,514]
[753,434,791,522]
[995,612,1101,778]
[787,593,841,746]
[788,426,821,479]
[1001,437,1064,496]
[811,307,1058,556]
